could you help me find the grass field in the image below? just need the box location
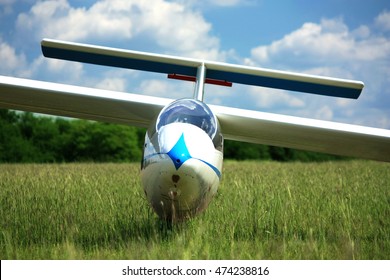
[0,161,389,259]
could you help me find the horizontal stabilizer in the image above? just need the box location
[41,39,364,99]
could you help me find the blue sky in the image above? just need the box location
[1,0,389,128]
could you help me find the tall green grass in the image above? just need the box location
[0,161,389,259]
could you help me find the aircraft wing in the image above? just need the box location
[1,75,389,162]
[212,105,390,162]
[0,75,170,127]
[41,39,364,99]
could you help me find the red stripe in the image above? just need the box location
[168,74,232,87]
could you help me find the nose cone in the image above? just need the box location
[141,123,223,221]
[142,158,206,221]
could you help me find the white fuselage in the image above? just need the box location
[141,99,223,221]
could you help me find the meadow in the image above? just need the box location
[0,160,389,259]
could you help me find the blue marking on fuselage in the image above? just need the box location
[167,133,192,170]
[198,159,221,178]
[143,133,221,178]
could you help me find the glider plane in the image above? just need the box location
[0,39,389,221]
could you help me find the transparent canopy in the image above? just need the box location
[156,99,222,149]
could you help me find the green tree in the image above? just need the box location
[60,120,142,162]
[0,110,38,162]
[17,112,60,162]
[224,140,271,160]
[0,109,348,163]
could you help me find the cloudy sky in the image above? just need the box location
[1,0,389,128]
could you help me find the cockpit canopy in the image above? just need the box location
[156,99,223,150]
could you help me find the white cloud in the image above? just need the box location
[174,0,250,8]
[249,87,305,109]
[15,0,222,59]
[245,14,390,128]
[95,77,127,92]
[352,25,371,39]
[314,105,333,120]
[0,0,16,15]
[0,39,30,77]
[29,55,84,84]
[251,18,390,68]
[135,0,220,59]
[16,0,134,42]
[199,0,245,6]
[92,68,139,92]
[375,10,390,32]
[137,78,194,99]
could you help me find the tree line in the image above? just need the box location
[0,109,345,163]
